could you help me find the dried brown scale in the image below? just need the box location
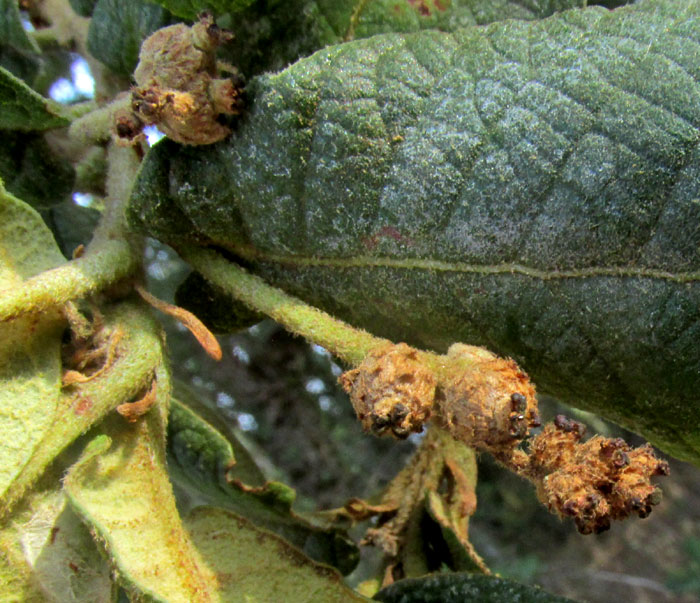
[340,343,436,438]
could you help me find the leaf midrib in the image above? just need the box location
[209,241,700,282]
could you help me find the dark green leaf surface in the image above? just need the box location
[0,0,42,84]
[129,0,700,464]
[146,0,254,21]
[0,133,74,209]
[45,200,101,259]
[0,66,68,130]
[87,0,173,77]
[374,573,575,602]
[175,271,264,333]
[219,0,627,77]
[68,0,97,17]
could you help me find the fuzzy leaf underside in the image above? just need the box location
[65,399,364,600]
[1,302,169,517]
[0,488,113,603]
[0,188,65,509]
[129,0,700,464]
[183,506,367,602]
[63,370,223,603]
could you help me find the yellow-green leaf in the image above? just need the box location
[1,301,167,517]
[184,506,368,602]
[0,487,114,603]
[0,185,65,511]
[0,183,65,283]
[64,374,219,602]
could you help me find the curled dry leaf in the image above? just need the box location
[61,311,124,387]
[347,427,488,582]
[120,13,245,146]
[116,378,158,422]
[136,284,222,361]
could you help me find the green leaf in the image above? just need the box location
[168,391,361,574]
[184,506,367,602]
[68,0,98,17]
[64,371,222,602]
[172,380,266,485]
[147,0,254,21]
[218,1,631,77]
[46,200,101,258]
[374,573,575,602]
[0,66,69,130]
[0,0,42,85]
[0,184,65,282]
[0,487,114,603]
[87,0,173,77]
[0,0,39,55]
[0,132,75,209]
[1,301,167,517]
[0,186,65,511]
[129,0,700,465]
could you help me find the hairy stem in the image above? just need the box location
[179,245,386,366]
[0,145,142,322]
[68,95,132,146]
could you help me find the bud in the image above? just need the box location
[123,14,244,146]
[340,343,436,438]
[435,344,539,452]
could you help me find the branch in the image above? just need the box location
[178,245,386,366]
[0,146,142,322]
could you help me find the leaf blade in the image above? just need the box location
[184,506,367,602]
[0,67,69,130]
[0,488,114,603]
[64,382,219,602]
[87,0,173,77]
[0,186,65,509]
[373,572,576,602]
[129,0,700,464]
[168,392,360,575]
